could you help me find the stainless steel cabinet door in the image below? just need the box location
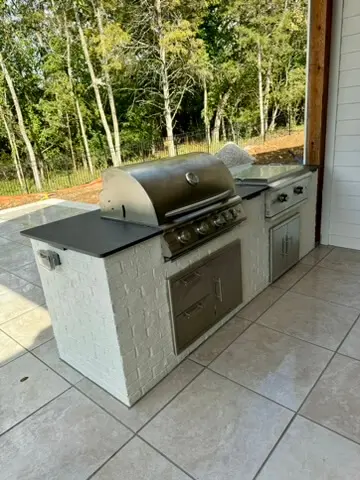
[270,223,288,281]
[211,240,242,321]
[286,215,300,269]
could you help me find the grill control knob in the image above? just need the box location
[230,208,238,218]
[196,221,210,235]
[223,210,234,222]
[177,230,192,244]
[277,193,289,203]
[212,214,226,227]
[294,186,304,195]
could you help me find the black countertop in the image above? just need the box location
[21,184,268,258]
[21,210,162,258]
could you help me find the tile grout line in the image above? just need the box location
[0,385,73,440]
[206,367,295,414]
[84,359,205,480]
[0,260,43,290]
[85,434,136,480]
[138,436,197,480]
[253,322,340,353]
[0,301,47,331]
[297,413,360,448]
[204,258,319,372]
[282,286,360,310]
[252,311,360,479]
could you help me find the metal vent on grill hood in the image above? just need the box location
[100,153,236,226]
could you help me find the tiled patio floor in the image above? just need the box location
[1,201,360,479]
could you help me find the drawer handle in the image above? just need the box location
[181,271,201,287]
[214,278,223,302]
[184,301,204,319]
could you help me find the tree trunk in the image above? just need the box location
[155,0,176,157]
[0,105,26,190]
[65,15,94,174]
[0,54,41,189]
[257,40,265,142]
[212,88,231,144]
[269,105,279,132]
[75,10,118,165]
[66,113,77,170]
[264,63,272,133]
[95,4,121,165]
[228,117,236,142]
[203,78,210,146]
[221,117,227,142]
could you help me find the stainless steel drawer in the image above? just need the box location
[173,295,215,353]
[170,263,212,316]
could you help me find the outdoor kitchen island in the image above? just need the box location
[22,158,318,407]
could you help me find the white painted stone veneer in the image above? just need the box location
[32,171,317,406]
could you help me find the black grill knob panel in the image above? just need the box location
[294,186,304,195]
[177,230,192,244]
[277,193,289,203]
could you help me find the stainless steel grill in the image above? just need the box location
[100,153,247,260]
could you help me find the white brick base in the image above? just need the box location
[32,171,317,406]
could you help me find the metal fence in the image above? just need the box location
[0,127,303,197]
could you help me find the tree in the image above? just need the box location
[128,0,208,156]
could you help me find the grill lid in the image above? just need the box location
[100,153,236,226]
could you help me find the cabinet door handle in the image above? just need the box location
[184,301,204,319]
[181,271,201,287]
[214,278,223,302]
[281,237,287,256]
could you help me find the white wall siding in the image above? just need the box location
[322,0,360,250]
[343,0,360,19]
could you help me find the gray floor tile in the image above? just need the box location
[300,245,333,266]
[1,229,32,246]
[0,270,28,294]
[1,305,53,349]
[24,206,84,226]
[238,286,284,321]
[0,330,26,367]
[211,324,332,410]
[257,291,359,350]
[301,354,360,443]
[0,283,45,324]
[0,388,132,480]
[93,437,191,480]
[32,339,83,384]
[273,263,312,290]
[340,319,360,360]
[141,369,293,480]
[319,247,360,276]
[257,416,360,480]
[293,266,360,309]
[77,359,203,432]
[0,242,34,271]
[0,218,33,236]
[10,262,42,287]
[0,353,69,435]
[189,316,251,366]
[0,236,11,246]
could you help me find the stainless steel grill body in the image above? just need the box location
[100,153,246,260]
[100,153,235,226]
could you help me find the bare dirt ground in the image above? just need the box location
[0,131,304,210]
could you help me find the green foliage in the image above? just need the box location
[0,0,308,189]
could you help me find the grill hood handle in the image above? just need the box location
[165,190,233,219]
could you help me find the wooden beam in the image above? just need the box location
[306,0,333,242]
[306,0,333,166]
